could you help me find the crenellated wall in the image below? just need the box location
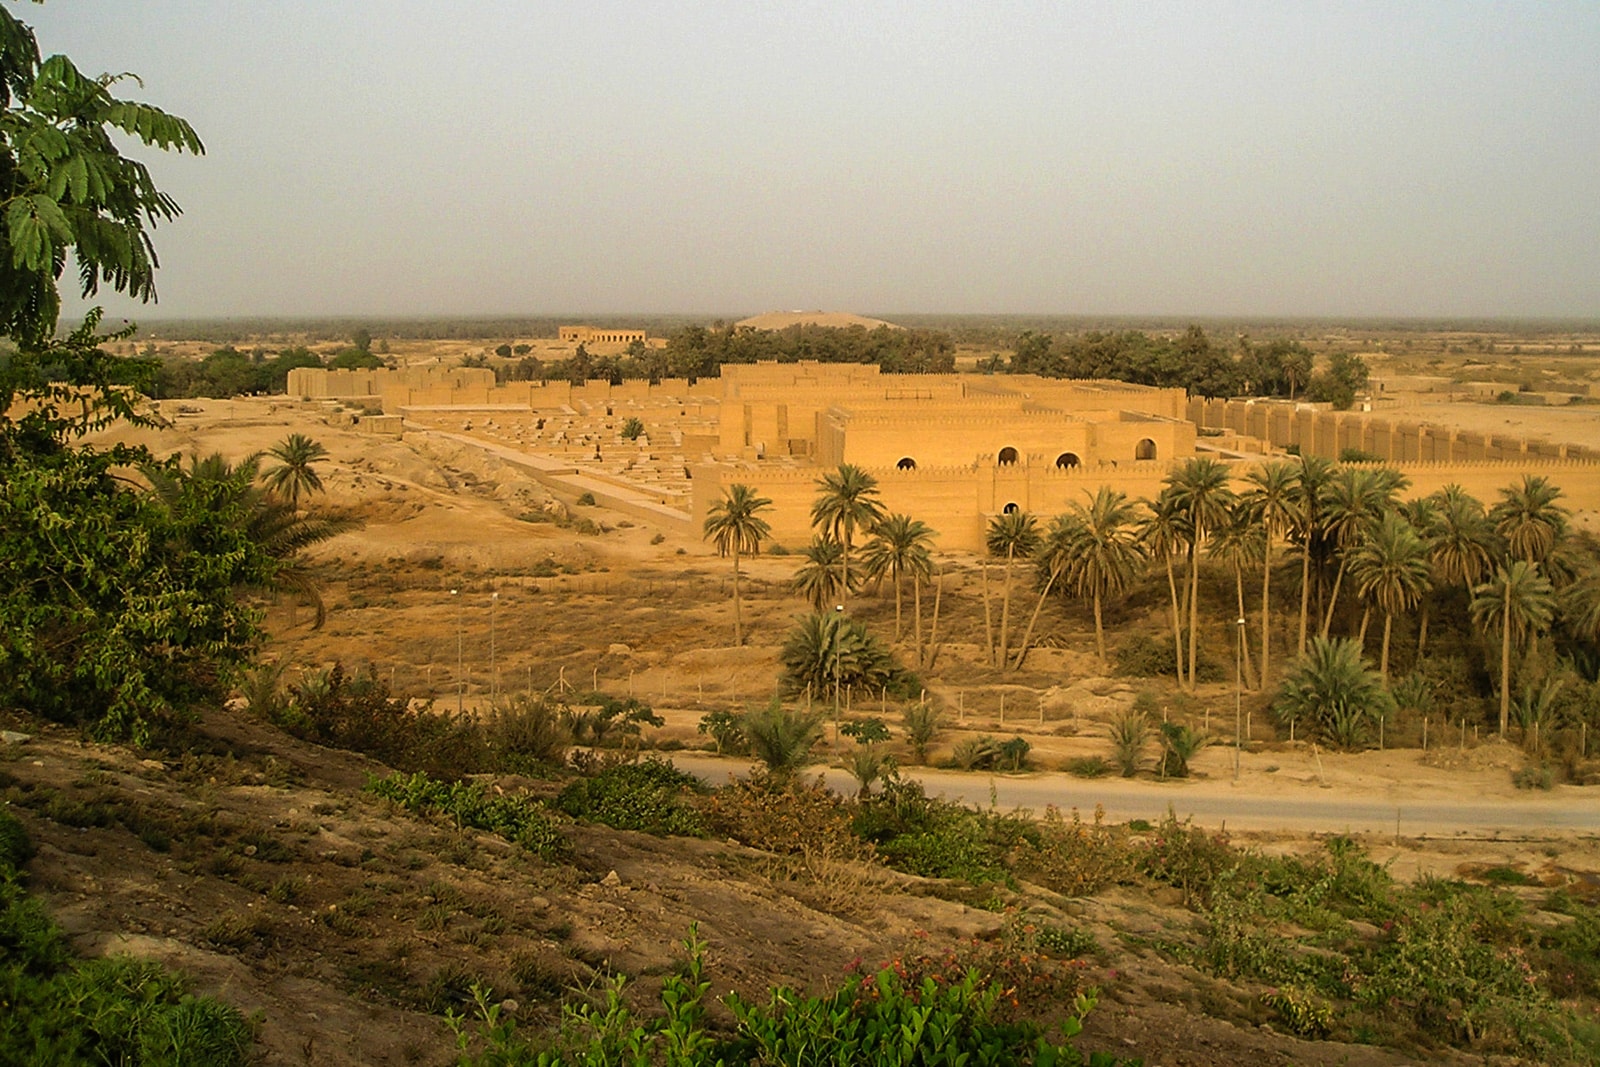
[1186,397,1593,464]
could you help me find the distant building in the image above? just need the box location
[733,310,903,332]
[559,325,647,345]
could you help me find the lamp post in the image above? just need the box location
[489,591,499,698]
[451,589,463,714]
[1234,616,1246,780]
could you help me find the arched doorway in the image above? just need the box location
[1002,502,1019,514]
[896,456,917,470]
[997,446,1019,466]
[1135,438,1157,460]
[1054,452,1080,469]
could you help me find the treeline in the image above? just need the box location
[507,324,957,385]
[150,336,386,399]
[999,325,1369,407]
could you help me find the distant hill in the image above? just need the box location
[734,310,903,331]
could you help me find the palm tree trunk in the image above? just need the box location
[913,575,923,667]
[998,547,1016,669]
[981,560,996,666]
[927,568,944,670]
[1234,564,1256,689]
[1357,605,1371,649]
[1380,611,1393,682]
[1164,552,1187,688]
[1260,534,1274,684]
[732,546,743,646]
[1186,539,1201,692]
[1093,590,1107,667]
[1297,546,1312,656]
[1417,600,1430,658]
[1012,567,1062,671]
[1499,594,1512,737]
[1320,558,1347,639]
[893,566,903,641]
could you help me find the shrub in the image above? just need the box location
[1156,721,1207,778]
[555,759,706,837]
[563,694,663,747]
[620,418,644,441]
[839,716,891,744]
[1065,756,1109,778]
[575,492,596,506]
[1013,805,1136,897]
[696,708,748,755]
[1116,634,1224,682]
[365,771,568,860]
[739,699,824,780]
[701,774,868,860]
[949,734,1030,772]
[1273,637,1393,751]
[1140,809,1234,905]
[901,701,942,764]
[842,745,893,798]
[482,694,570,769]
[0,810,34,870]
[1107,710,1150,777]
[780,613,919,700]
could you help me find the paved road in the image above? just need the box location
[665,754,1600,837]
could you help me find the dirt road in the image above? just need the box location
[667,754,1599,836]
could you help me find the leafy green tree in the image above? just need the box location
[262,433,329,510]
[1471,561,1555,737]
[985,509,1040,669]
[809,464,885,604]
[1348,513,1431,682]
[1273,637,1394,750]
[701,483,771,647]
[0,9,203,345]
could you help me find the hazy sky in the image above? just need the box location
[35,1,1600,320]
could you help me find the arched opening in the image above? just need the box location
[997,446,1019,466]
[1135,438,1157,461]
[1002,501,1019,514]
[1054,452,1080,469]
[896,456,917,470]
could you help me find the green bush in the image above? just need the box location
[1115,634,1224,682]
[365,771,568,860]
[555,759,706,837]
[450,926,1130,1066]
[0,816,252,1064]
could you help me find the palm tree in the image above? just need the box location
[1471,561,1555,737]
[1348,512,1431,682]
[1490,474,1568,567]
[143,451,356,628]
[1207,504,1264,688]
[985,510,1041,669]
[791,536,850,612]
[1165,457,1236,690]
[1273,637,1394,751]
[809,464,886,605]
[1318,466,1406,638]
[1058,487,1147,669]
[1242,460,1300,684]
[739,697,824,782]
[1418,485,1495,656]
[1013,513,1077,671]
[702,483,772,646]
[262,433,330,510]
[859,513,935,643]
[1138,488,1193,687]
[1290,455,1336,655]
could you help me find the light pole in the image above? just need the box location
[1234,616,1246,780]
[489,591,499,698]
[451,589,463,714]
